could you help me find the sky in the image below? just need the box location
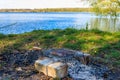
[0,0,90,9]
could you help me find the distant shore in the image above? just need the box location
[0,8,92,12]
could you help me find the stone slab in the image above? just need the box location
[35,58,54,76]
[35,58,68,78]
[47,62,68,78]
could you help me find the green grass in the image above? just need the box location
[0,28,120,68]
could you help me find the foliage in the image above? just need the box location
[90,0,120,16]
[0,34,6,39]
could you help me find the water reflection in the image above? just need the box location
[89,17,120,32]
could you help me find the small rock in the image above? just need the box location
[0,56,3,60]
[16,67,22,71]
[32,47,42,51]
[74,51,90,65]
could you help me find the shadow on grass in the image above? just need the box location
[0,28,120,68]
[92,40,120,68]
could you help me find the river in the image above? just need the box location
[0,12,120,34]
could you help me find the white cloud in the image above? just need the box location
[0,0,90,9]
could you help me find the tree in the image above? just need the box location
[90,0,120,17]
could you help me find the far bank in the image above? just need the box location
[0,8,92,12]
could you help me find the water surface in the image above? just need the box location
[0,12,120,34]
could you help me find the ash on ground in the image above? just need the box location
[67,59,107,80]
[43,48,120,80]
[0,48,119,80]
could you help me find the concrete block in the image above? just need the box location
[47,62,68,78]
[35,58,54,75]
[35,58,68,78]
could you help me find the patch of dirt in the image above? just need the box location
[0,50,54,80]
[0,48,120,80]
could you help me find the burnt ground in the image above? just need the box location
[0,49,120,80]
[0,50,52,80]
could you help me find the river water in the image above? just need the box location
[0,12,120,34]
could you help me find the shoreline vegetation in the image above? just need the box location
[0,8,120,13]
[0,8,93,12]
[0,28,120,69]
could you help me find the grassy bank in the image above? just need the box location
[0,28,120,68]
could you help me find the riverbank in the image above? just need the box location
[0,29,120,67]
[0,28,120,69]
